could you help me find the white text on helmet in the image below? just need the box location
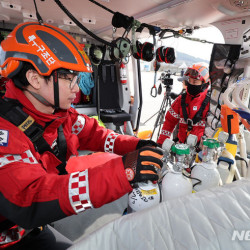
[28,35,56,66]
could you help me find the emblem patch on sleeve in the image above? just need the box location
[0,130,9,147]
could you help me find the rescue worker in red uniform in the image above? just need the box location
[0,22,163,249]
[157,63,210,145]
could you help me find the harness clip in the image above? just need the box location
[187,118,193,132]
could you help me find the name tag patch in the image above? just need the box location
[0,130,9,147]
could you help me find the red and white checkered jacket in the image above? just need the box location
[157,89,209,145]
[0,80,137,247]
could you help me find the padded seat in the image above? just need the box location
[98,60,131,131]
[100,109,131,126]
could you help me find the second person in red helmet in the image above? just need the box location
[157,63,210,145]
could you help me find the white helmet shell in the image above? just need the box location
[128,181,160,212]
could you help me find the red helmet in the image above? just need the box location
[184,63,210,83]
[0,22,92,78]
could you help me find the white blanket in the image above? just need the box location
[70,179,250,250]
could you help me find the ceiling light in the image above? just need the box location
[82,18,96,25]
[217,4,237,16]
[22,10,36,20]
[63,20,76,26]
[1,1,21,11]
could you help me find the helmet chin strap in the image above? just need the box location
[53,70,60,111]
[25,88,55,107]
[24,70,60,111]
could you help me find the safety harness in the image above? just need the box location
[181,91,210,135]
[0,97,68,233]
[0,97,67,174]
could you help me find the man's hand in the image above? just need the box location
[122,146,163,184]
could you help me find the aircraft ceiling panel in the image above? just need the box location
[0,0,249,38]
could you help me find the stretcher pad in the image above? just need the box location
[70,179,250,250]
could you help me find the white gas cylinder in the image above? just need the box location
[191,162,221,192]
[128,181,160,213]
[162,170,192,201]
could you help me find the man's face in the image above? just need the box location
[25,70,80,114]
[39,73,79,110]
[58,73,80,110]
[188,77,202,85]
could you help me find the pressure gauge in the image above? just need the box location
[162,138,174,153]
[186,134,198,147]
[218,131,229,144]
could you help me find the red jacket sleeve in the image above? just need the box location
[0,152,132,229]
[68,108,140,155]
[0,120,132,229]
[65,152,132,208]
[157,97,181,145]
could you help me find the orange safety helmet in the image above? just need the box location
[0,22,92,78]
[184,63,210,83]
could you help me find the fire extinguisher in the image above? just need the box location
[120,62,127,84]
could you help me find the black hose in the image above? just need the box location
[54,0,114,47]
[89,0,115,14]
[235,154,249,169]
[182,171,202,188]
[134,59,142,132]
[33,0,43,24]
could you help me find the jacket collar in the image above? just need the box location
[4,80,68,126]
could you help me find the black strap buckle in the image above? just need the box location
[187,118,193,131]
[25,124,44,143]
